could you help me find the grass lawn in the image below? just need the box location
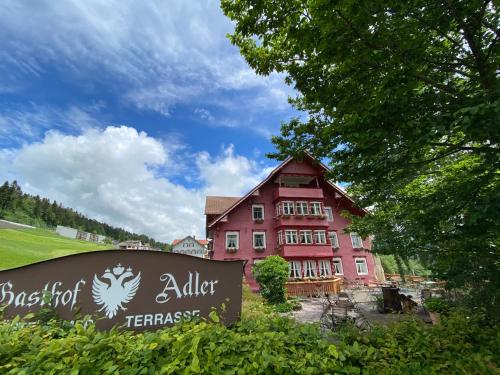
[0,228,110,270]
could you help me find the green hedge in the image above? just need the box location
[0,312,498,374]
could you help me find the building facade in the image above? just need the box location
[56,225,106,244]
[171,236,208,258]
[205,154,378,290]
[117,240,151,250]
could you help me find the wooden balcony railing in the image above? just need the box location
[285,277,343,297]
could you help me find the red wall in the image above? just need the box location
[209,161,377,289]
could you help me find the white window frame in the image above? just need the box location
[350,233,364,249]
[324,207,334,222]
[282,201,295,215]
[225,231,239,250]
[252,204,264,221]
[355,257,368,275]
[296,201,309,215]
[289,261,302,278]
[333,258,344,275]
[275,202,282,217]
[285,230,298,244]
[314,230,327,244]
[299,230,313,244]
[253,232,266,249]
[303,260,317,278]
[318,259,332,277]
[329,231,339,248]
[277,230,283,246]
[310,202,322,215]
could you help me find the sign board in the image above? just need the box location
[0,250,243,331]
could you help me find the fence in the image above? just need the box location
[286,278,343,297]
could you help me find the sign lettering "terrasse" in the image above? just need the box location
[0,251,243,331]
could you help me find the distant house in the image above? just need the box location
[171,236,208,258]
[56,225,106,244]
[118,240,151,250]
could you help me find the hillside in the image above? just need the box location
[0,228,110,270]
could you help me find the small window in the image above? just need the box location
[314,230,327,244]
[303,260,317,277]
[299,230,313,244]
[296,201,309,215]
[285,230,298,244]
[225,232,239,250]
[333,258,344,275]
[277,230,283,246]
[275,203,282,216]
[252,204,264,220]
[350,233,364,248]
[324,207,334,222]
[318,259,332,277]
[329,231,339,248]
[282,201,295,215]
[310,202,322,215]
[289,261,302,278]
[253,232,266,249]
[355,258,368,275]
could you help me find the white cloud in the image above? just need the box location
[3,126,273,242]
[0,0,295,128]
[196,144,273,196]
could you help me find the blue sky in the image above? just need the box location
[0,1,301,241]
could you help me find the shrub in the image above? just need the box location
[252,255,289,304]
[424,297,451,313]
[0,312,498,374]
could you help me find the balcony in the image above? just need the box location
[274,215,328,228]
[274,187,324,200]
[279,244,334,258]
[286,278,343,297]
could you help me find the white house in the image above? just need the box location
[171,236,208,258]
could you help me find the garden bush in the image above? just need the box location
[0,311,498,374]
[252,255,289,304]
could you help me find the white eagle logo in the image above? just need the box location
[92,264,141,319]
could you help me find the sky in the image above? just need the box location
[0,0,300,242]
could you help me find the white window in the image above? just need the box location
[285,230,298,244]
[253,232,266,249]
[282,201,295,215]
[299,230,313,244]
[329,231,339,248]
[355,258,368,275]
[314,230,327,244]
[225,232,239,250]
[333,258,344,275]
[310,202,322,215]
[252,204,264,220]
[277,230,283,245]
[289,261,302,278]
[318,259,332,277]
[325,207,334,222]
[303,260,317,277]
[350,233,364,249]
[275,203,282,216]
[296,201,309,215]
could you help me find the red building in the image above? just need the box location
[205,153,378,290]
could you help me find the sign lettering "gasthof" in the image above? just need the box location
[0,251,243,331]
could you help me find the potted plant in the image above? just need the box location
[424,297,448,324]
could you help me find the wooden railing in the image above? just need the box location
[285,278,343,297]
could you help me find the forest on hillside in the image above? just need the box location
[0,181,169,250]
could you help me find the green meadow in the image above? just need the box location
[0,228,110,270]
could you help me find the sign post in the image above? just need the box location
[0,251,243,331]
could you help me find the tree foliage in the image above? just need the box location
[222,0,499,316]
[253,255,289,304]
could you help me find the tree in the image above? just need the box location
[222,0,499,315]
[253,256,289,304]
